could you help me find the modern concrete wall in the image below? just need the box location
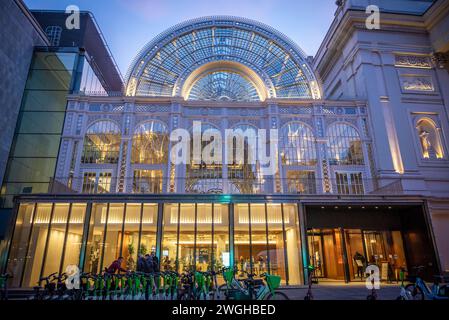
[0,0,48,187]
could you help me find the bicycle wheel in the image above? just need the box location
[266,291,289,300]
[405,284,424,300]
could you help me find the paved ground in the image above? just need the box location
[280,282,401,300]
[6,281,403,300]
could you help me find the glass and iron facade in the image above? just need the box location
[2,16,442,286]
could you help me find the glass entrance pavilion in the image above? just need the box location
[5,194,438,287]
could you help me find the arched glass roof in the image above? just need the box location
[187,71,260,101]
[126,16,321,100]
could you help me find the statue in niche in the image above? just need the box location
[419,130,436,159]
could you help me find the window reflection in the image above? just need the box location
[102,204,125,271]
[82,121,121,164]
[327,123,364,165]
[22,203,53,287]
[281,122,317,166]
[84,203,107,274]
[60,204,86,272]
[161,204,178,271]
[6,203,35,287]
[139,204,158,257]
[131,121,169,164]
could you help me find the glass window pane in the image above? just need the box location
[42,204,70,277]
[6,203,35,287]
[31,52,77,71]
[213,204,229,284]
[283,204,303,285]
[22,203,53,287]
[161,204,178,271]
[178,204,196,272]
[133,170,163,193]
[234,204,250,276]
[139,203,158,256]
[267,204,286,284]
[5,158,57,184]
[26,70,72,90]
[17,112,65,134]
[21,90,69,112]
[61,204,86,272]
[102,204,125,271]
[121,203,141,271]
[84,203,107,274]
[250,204,268,276]
[195,204,212,272]
[12,134,61,158]
[131,121,169,164]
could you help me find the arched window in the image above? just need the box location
[82,121,121,164]
[131,121,169,164]
[280,122,316,166]
[186,123,223,193]
[188,71,261,102]
[228,124,259,194]
[45,26,62,46]
[327,123,364,165]
[416,119,444,159]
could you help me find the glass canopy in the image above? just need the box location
[126,17,321,100]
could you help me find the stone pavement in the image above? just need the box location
[280,282,401,300]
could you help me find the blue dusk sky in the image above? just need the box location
[24,0,337,77]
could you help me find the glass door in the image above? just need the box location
[344,229,366,281]
[307,228,345,280]
[307,229,324,277]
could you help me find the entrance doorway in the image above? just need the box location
[307,229,345,280]
[307,228,407,282]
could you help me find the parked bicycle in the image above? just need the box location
[304,265,315,300]
[0,273,12,300]
[221,267,288,300]
[403,266,449,300]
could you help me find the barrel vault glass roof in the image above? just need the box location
[126,16,321,100]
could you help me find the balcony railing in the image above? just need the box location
[47,177,404,196]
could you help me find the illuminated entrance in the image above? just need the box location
[305,204,439,282]
[307,228,406,281]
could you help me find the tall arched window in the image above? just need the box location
[228,124,259,194]
[416,118,444,159]
[186,123,223,193]
[131,121,169,164]
[327,123,364,165]
[82,121,121,164]
[280,122,316,166]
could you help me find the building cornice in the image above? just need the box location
[423,0,449,31]
[314,9,429,80]
[14,0,50,45]
[66,94,367,107]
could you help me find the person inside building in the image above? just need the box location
[105,257,127,274]
[353,252,366,280]
[144,254,154,273]
[136,254,146,272]
[151,251,160,272]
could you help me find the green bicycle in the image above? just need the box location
[222,268,289,300]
